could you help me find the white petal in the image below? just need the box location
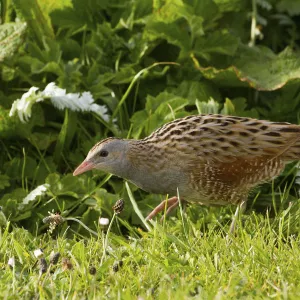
[99,217,110,226]
[22,184,50,206]
[34,248,44,258]
[8,257,15,267]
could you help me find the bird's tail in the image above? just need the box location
[277,125,300,161]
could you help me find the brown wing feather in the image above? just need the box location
[142,114,300,163]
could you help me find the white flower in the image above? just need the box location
[21,184,49,208]
[33,248,44,258]
[9,87,43,122]
[42,83,110,121]
[10,82,111,123]
[8,257,15,268]
[99,217,110,226]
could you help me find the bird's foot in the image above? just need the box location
[226,200,247,241]
[145,196,179,221]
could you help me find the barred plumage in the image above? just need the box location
[73,114,300,224]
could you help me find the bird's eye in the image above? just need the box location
[99,150,108,157]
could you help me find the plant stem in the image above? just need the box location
[65,217,98,236]
[100,213,116,266]
[250,0,257,46]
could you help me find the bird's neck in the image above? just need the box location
[122,140,181,194]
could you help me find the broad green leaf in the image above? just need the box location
[152,0,188,23]
[13,0,54,45]
[214,0,245,12]
[258,83,300,122]
[0,22,27,62]
[0,211,7,226]
[50,0,110,30]
[111,67,137,84]
[173,80,221,103]
[0,104,44,138]
[146,20,191,51]
[27,38,62,64]
[17,38,63,76]
[196,98,219,114]
[229,98,259,118]
[33,157,57,184]
[277,0,300,16]
[194,31,239,57]
[131,92,189,138]
[1,65,16,81]
[86,23,126,69]
[12,210,32,221]
[28,132,58,150]
[53,109,69,164]
[221,98,235,115]
[0,189,27,218]
[195,46,300,91]
[4,157,37,180]
[39,0,72,13]
[13,239,28,264]
[45,173,95,197]
[133,0,153,20]
[94,188,119,214]
[187,15,204,41]
[0,174,10,190]
[34,61,63,76]
[184,0,219,21]
[53,110,77,164]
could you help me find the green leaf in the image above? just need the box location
[0,189,27,218]
[183,0,219,21]
[94,188,119,214]
[111,67,137,84]
[27,38,62,64]
[131,92,189,138]
[173,80,221,103]
[0,102,45,138]
[28,132,58,150]
[13,0,54,45]
[146,20,191,51]
[0,211,7,226]
[1,65,16,81]
[187,15,204,41]
[54,110,77,164]
[195,46,300,91]
[86,23,126,71]
[0,22,27,62]
[46,173,96,197]
[194,31,239,57]
[277,0,300,16]
[0,105,31,138]
[33,157,57,184]
[0,174,10,190]
[213,0,244,13]
[229,98,259,118]
[196,98,220,114]
[50,0,110,30]
[4,157,37,180]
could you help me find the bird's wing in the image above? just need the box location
[152,114,300,162]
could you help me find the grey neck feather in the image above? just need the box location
[120,140,185,195]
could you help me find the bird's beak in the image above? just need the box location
[73,160,94,176]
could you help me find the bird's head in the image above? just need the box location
[73,138,130,176]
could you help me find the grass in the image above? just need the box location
[1,195,300,299]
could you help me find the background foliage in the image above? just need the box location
[1,0,300,234]
[3,0,300,298]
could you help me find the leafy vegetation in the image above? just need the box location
[1,0,300,298]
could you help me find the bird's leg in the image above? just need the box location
[145,196,178,221]
[228,200,247,236]
[160,199,180,222]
